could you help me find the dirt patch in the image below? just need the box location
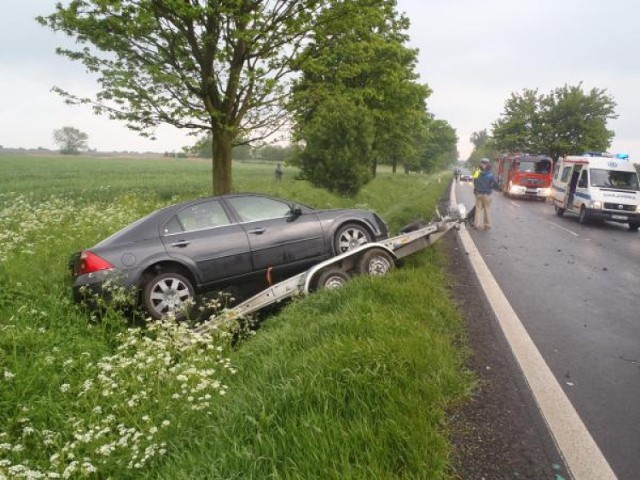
[442,231,569,480]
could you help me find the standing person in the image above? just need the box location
[473,158,499,230]
[274,163,283,183]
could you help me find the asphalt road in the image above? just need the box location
[455,180,640,480]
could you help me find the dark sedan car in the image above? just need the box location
[71,193,389,319]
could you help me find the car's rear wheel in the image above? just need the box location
[142,272,194,320]
[356,249,395,276]
[334,223,372,254]
[555,204,565,217]
[313,267,351,290]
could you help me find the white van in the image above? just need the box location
[551,153,640,230]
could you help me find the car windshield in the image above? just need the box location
[590,169,640,191]
[518,159,551,174]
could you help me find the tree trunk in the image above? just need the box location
[212,128,233,195]
[392,157,397,174]
[371,157,377,178]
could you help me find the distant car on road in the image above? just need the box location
[70,193,389,319]
[459,169,473,182]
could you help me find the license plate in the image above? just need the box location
[611,214,628,221]
[526,189,537,194]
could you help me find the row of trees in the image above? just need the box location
[469,84,617,164]
[39,0,457,196]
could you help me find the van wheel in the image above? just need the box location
[578,206,589,224]
[555,205,565,217]
[629,222,640,231]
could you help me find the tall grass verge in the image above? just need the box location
[0,155,470,478]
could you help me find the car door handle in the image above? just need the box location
[248,228,266,235]
[170,240,190,248]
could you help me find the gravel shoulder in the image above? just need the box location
[442,231,570,480]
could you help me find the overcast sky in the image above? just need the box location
[1,0,639,159]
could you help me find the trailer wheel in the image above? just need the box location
[313,267,351,291]
[356,249,395,276]
[555,205,565,217]
[578,206,589,224]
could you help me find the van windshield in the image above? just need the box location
[590,169,640,191]
[518,159,551,174]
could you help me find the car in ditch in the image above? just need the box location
[70,193,389,319]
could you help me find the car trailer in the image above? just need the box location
[194,205,467,335]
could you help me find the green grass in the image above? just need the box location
[0,153,471,479]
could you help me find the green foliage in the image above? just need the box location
[421,118,459,172]
[467,129,499,165]
[492,84,617,160]
[294,97,375,195]
[52,126,88,154]
[38,0,322,194]
[290,0,431,184]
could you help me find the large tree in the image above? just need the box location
[39,0,321,194]
[53,126,88,154]
[492,84,617,161]
[289,0,430,189]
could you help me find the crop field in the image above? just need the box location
[0,154,472,479]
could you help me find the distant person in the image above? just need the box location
[454,167,460,182]
[473,158,499,230]
[275,163,283,183]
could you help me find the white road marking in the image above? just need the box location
[546,220,581,238]
[451,184,616,480]
[510,201,521,208]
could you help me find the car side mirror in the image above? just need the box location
[289,204,303,216]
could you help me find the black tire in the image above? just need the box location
[356,249,395,276]
[578,206,589,225]
[555,204,565,217]
[142,272,194,320]
[333,223,372,254]
[629,222,640,231]
[313,267,351,291]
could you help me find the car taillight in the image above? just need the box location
[76,251,114,275]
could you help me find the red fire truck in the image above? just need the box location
[496,153,553,200]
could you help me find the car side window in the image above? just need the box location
[560,167,572,183]
[227,196,291,222]
[578,170,588,188]
[163,200,231,235]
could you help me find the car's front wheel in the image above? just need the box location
[142,272,194,320]
[333,223,372,254]
[629,221,640,231]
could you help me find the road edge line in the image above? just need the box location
[450,184,617,480]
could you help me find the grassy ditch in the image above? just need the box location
[0,154,472,479]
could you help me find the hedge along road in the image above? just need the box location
[451,180,635,480]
